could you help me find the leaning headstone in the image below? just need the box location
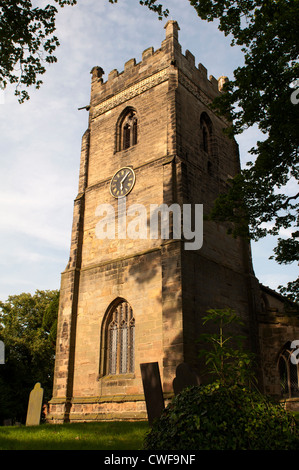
[0,340,4,364]
[140,362,165,426]
[3,419,12,426]
[26,382,44,426]
[172,362,201,395]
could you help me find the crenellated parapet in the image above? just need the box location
[89,20,228,118]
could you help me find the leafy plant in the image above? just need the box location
[144,307,299,450]
[198,308,256,386]
[143,383,299,450]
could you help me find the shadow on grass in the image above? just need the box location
[0,421,149,450]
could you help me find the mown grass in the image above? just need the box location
[2,412,298,451]
[0,421,149,450]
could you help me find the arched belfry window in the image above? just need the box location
[278,342,299,398]
[116,108,138,152]
[200,112,213,155]
[100,299,135,377]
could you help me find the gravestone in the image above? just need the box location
[3,419,12,426]
[0,341,4,364]
[26,382,44,426]
[172,362,201,395]
[140,362,165,426]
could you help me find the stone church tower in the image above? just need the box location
[48,21,299,422]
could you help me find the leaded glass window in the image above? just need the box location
[107,300,135,375]
[278,342,299,398]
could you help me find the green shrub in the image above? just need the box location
[143,383,299,450]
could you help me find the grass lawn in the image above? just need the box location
[2,412,298,451]
[0,421,149,450]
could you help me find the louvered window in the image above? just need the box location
[117,108,138,151]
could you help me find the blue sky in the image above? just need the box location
[0,0,297,300]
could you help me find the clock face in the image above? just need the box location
[110,167,135,198]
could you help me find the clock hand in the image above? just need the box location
[120,171,129,184]
[120,171,130,191]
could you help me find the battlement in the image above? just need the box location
[90,21,228,111]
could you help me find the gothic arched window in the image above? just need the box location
[200,112,213,155]
[278,342,299,398]
[116,108,138,151]
[100,299,135,376]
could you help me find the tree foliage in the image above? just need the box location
[198,308,256,386]
[108,0,168,19]
[0,290,59,423]
[0,0,76,102]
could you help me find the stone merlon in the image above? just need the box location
[89,21,228,110]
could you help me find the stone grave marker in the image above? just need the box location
[172,362,201,395]
[0,341,4,364]
[26,382,44,426]
[140,362,165,426]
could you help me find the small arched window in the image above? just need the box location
[101,299,135,376]
[116,108,138,151]
[278,342,299,398]
[200,112,213,155]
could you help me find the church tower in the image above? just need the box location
[48,21,263,423]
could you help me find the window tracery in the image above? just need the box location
[117,108,138,151]
[278,342,299,398]
[106,300,135,375]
